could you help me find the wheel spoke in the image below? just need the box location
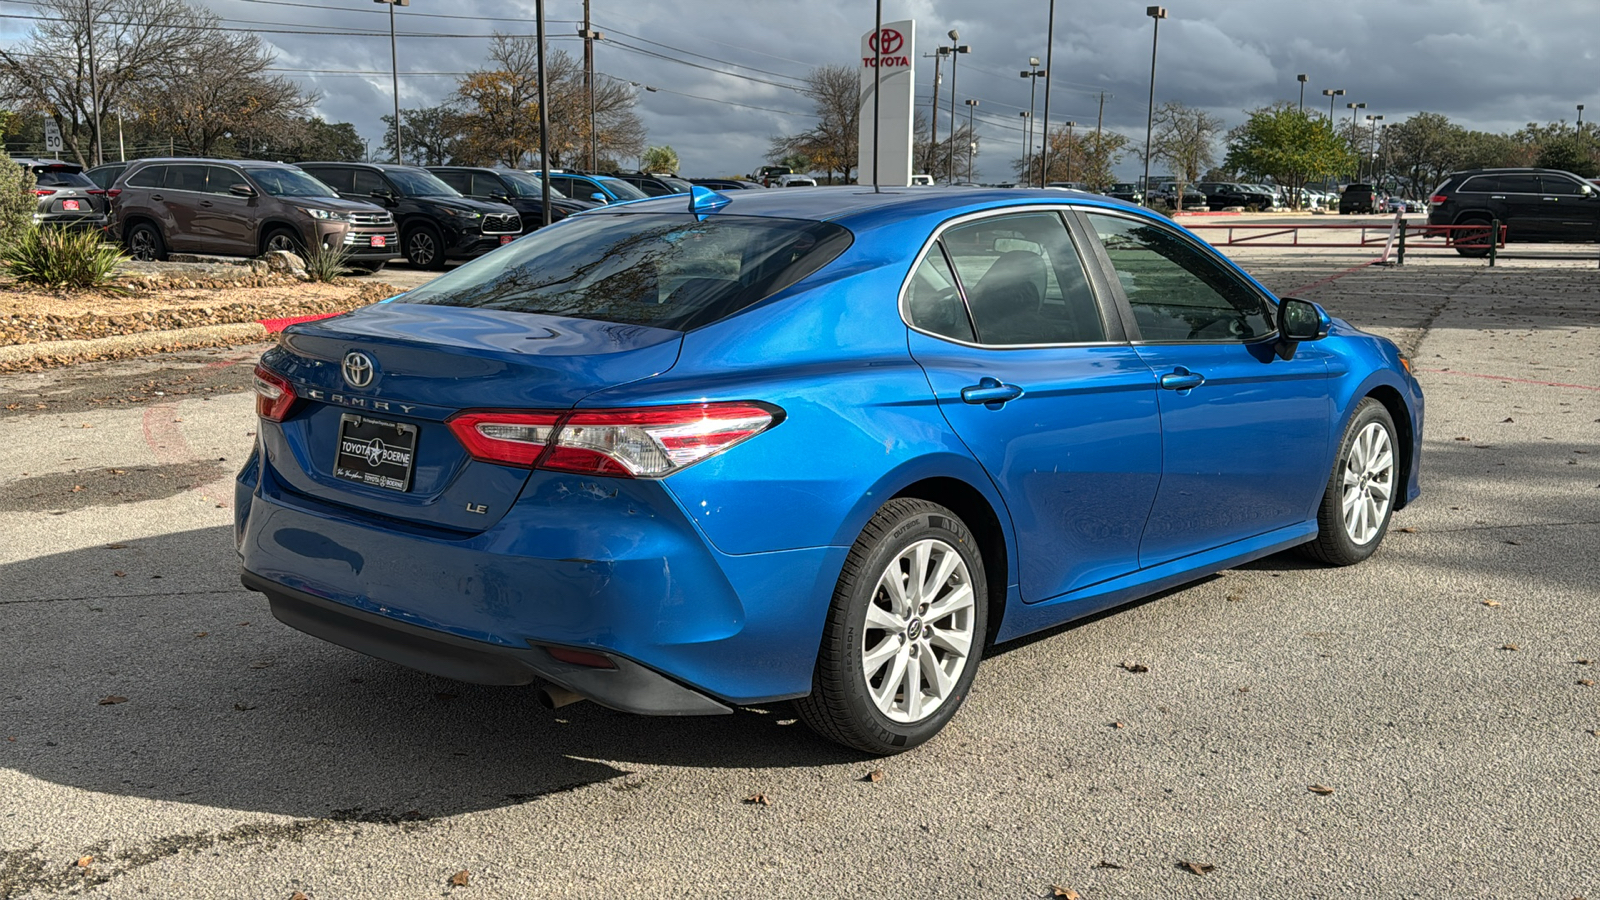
[1367,480,1391,504]
[871,647,910,715]
[864,602,903,632]
[909,541,933,604]
[920,648,953,700]
[903,654,925,720]
[925,582,974,623]
[927,623,971,656]
[877,564,912,617]
[861,633,900,676]
[921,549,961,604]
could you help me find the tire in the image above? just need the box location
[262,227,303,256]
[125,222,166,262]
[348,261,386,274]
[1454,215,1493,258]
[404,224,447,270]
[1300,398,1399,566]
[794,498,987,755]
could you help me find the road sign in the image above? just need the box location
[43,118,63,153]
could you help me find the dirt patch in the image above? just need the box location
[0,461,228,513]
[0,276,399,347]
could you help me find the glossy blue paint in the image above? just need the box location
[238,186,1423,710]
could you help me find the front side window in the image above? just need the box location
[401,213,853,331]
[939,212,1104,346]
[1087,213,1272,343]
[352,169,389,197]
[905,246,975,342]
[204,166,245,195]
[305,167,353,193]
[1539,174,1585,196]
[384,167,458,197]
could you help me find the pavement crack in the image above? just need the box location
[0,588,252,606]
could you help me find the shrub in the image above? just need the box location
[0,161,36,251]
[302,239,353,282]
[1,226,126,289]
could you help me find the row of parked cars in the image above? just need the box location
[9,155,731,270]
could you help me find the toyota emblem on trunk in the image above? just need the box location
[342,351,375,388]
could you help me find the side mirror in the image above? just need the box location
[229,183,256,198]
[1275,297,1331,360]
[491,192,511,203]
[589,192,609,204]
[369,189,397,207]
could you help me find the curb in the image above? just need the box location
[0,322,270,371]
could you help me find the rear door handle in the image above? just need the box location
[1159,367,1206,391]
[960,377,1023,408]
[199,200,213,207]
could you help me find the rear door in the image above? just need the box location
[1081,211,1332,568]
[1495,173,1546,241]
[905,209,1163,601]
[158,163,209,251]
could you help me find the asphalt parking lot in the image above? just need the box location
[1,245,1597,899]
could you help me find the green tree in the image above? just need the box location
[1014,127,1128,188]
[275,117,364,163]
[0,157,36,250]
[1387,112,1464,199]
[1224,103,1355,208]
[1455,129,1525,171]
[640,145,679,174]
[1150,101,1224,209]
[381,105,464,166]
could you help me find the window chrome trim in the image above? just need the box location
[896,203,1125,350]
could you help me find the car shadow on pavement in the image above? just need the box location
[0,527,861,821]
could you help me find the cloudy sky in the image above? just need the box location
[8,0,1599,180]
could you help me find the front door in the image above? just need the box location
[1535,172,1600,243]
[905,210,1162,601]
[195,166,254,255]
[1081,212,1333,569]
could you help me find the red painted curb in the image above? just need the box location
[258,313,340,333]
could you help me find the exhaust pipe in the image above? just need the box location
[536,683,588,710]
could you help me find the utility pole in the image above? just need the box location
[1040,0,1055,187]
[945,31,969,185]
[578,1,602,172]
[927,49,947,178]
[84,0,102,165]
[536,0,551,226]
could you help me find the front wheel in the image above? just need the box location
[795,498,987,755]
[1300,398,1398,566]
[404,224,447,270]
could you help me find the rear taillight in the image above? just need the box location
[252,365,297,422]
[106,188,122,200]
[33,188,55,196]
[87,188,106,196]
[446,402,780,478]
[1429,194,1448,205]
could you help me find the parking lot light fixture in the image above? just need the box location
[945,31,970,185]
[1323,88,1344,122]
[373,0,409,164]
[1297,73,1308,112]
[1579,104,1586,128]
[1143,6,1167,206]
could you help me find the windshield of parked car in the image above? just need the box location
[243,167,338,197]
[386,168,460,197]
[595,177,650,201]
[501,170,568,199]
[400,213,853,331]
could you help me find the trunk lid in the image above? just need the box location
[258,301,682,532]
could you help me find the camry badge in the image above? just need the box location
[342,351,375,388]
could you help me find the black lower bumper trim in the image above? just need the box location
[241,570,731,716]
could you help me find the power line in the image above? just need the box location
[596,70,808,118]
[593,22,808,85]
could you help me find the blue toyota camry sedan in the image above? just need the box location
[238,185,1422,754]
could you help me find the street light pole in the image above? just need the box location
[1296,74,1307,113]
[945,31,969,185]
[373,0,409,164]
[1041,0,1056,187]
[1142,6,1167,206]
[1019,111,1033,184]
[1064,120,1077,181]
[1021,58,1044,185]
[535,0,551,226]
[1323,87,1344,122]
[1346,101,1365,177]
[1579,104,1586,128]
[1367,114,1383,184]
[965,98,978,182]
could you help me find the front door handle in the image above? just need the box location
[150,193,164,201]
[960,377,1023,408]
[199,200,213,207]
[1159,367,1206,391]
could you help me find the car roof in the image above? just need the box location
[10,157,86,170]
[118,157,304,171]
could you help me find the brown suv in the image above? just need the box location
[110,159,399,271]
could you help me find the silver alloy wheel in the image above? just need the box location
[408,231,437,266]
[265,232,298,253]
[129,227,157,261]
[861,538,976,723]
[1341,421,1395,545]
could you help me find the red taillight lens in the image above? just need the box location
[446,403,779,478]
[1429,194,1448,204]
[106,188,122,200]
[252,365,297,422]
[447,410,562,467]
[33,188,56,196]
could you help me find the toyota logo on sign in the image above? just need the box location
[869,28,904,55]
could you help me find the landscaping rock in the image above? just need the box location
[261,250,307,278]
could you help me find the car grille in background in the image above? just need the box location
[347,212,394,226]
[481,213,521,234]
[343,231,398,248]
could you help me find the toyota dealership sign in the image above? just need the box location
[858,20,915,186]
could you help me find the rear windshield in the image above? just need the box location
[400,213,853,331]
[32,167,95,188]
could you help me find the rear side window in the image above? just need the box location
[401,213,853,331]
[352,169,389,197]
[125,165,166,188]
[939,212,1104,346]
[432,170,471,193]
[471,173,508,197]
[1499,174,1540,193]
[1539,174,1585,195]
[164,164,207,192]
[905,246,975,342]
[1458,175,1498,192]
[32,168,95,188]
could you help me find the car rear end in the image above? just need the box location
[237,208,855,712]
[1426,174,1465,232]
[25,162,109,232]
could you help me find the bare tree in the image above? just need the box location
[769,65,859,184]
[0,0,209,166]
[1014,126,1128,187]
[1151,101,1224,208]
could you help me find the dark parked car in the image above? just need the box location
[108,158,397,269]
[1105,182,1145,204]
[1160,182,1210,211]
[1195,182,1274,211]
[1339,183,1379,215]
[298,162,520,269]
[689,178,766,190]
[84,161,129,191]
[428,166,595,230]
[1427,167,1600,256]
[240,186,1422,755]
[11,158,109,231]
[607,171,694,196]
[543,171,651,205]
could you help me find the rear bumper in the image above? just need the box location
[243,570,731,715]
[37,212,109,231]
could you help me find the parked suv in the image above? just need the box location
[85,161,129,191]
[1159,182,1209,210]
[297,162,520,269]
[542,171,651,205]
[1195,182,1273,211]
[11,158,109,231]
[1338,183,1379,215]
[1427,167,1600,256]
[428,166,595,231]
[1105,182,1145,204]
[109,159,398,269]
[607,171,693,196]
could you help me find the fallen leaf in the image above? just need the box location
[1178,860,1215,875]
[112,570,126,577]
[1501,417,1514,423]
[75,856,92,868]
[98,695,128,705]
[69,485,83,493]
[1119,662,1149,673]
[1225,593,1243,601]
[743,793,771,806]
[289,892,309,900]
[1093,860,1124,870]
[1579,680,1594,687]
[1577,659,1594,666]
[194,632,208,638]
[1454,436,1470,441]
[1051,887,1080,899]
[1482,600,1501,607]
[104,543,127,549]
[1396,526,1419,534]
[1504,539,1522,546]
[1502,644,1520,651]
[233,703,257,711]
[1308,784,1335,795]
[863,769,885,783]
[248,659,274,669]
[1110,721,1125,729]
[1237,686,1251,693]
[448,869,470,887]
